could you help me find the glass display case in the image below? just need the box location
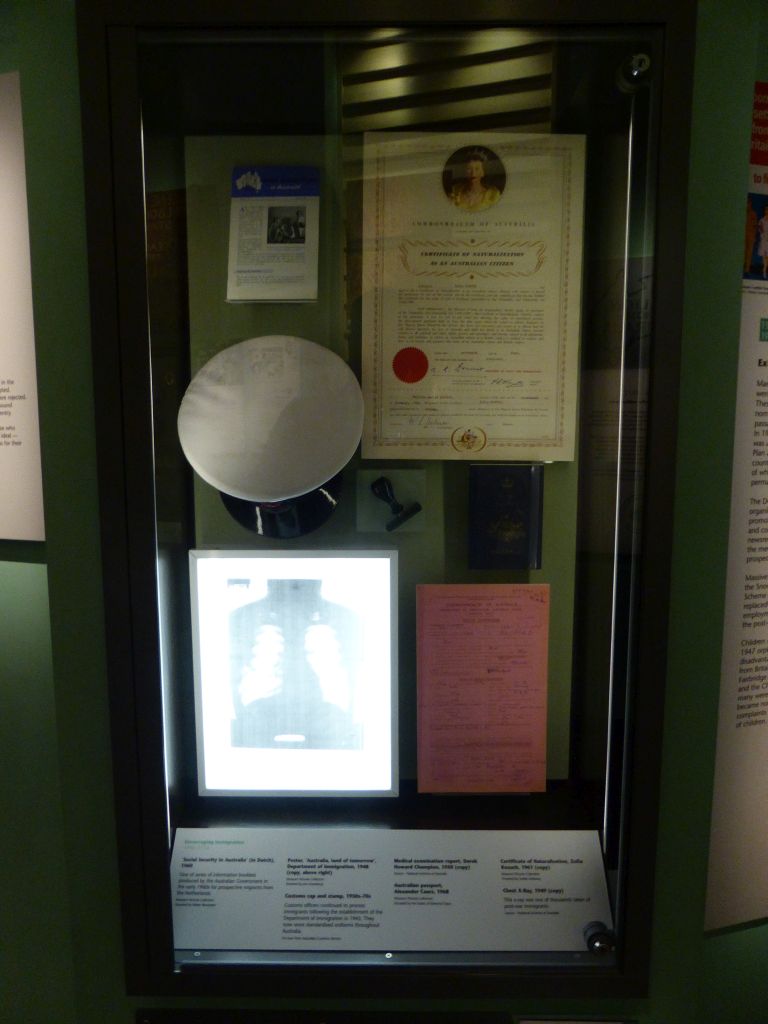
[76,0,695,999]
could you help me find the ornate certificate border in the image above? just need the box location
[361,132,585,461]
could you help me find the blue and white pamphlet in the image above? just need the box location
[226,165,320,302]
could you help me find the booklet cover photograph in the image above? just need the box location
[189,550,397,797]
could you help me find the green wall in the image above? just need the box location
[0,557,74,1022]
[1,0,767,1021]
[0,7,75,1024]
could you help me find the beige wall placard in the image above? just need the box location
[0,71,44,541]
[706,81,768,930]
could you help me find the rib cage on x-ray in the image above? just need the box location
[229,579,362,750]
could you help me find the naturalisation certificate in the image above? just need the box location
[361,132,585,461]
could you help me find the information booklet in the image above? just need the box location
[226,165,320,302]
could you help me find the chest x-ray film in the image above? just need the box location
[189,550,397,795]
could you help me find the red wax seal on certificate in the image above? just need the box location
[392,346,428,383]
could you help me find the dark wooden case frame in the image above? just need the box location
[76,0,696,1000]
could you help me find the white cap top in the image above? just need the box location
[177,335,363,502]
